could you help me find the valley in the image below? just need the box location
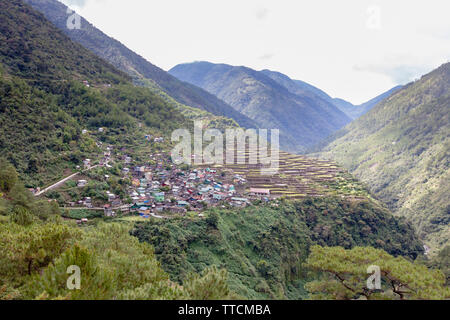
[0,0,448,302]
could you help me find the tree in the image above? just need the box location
[0,222,76,283]
[428,246,450,286]
[206,211,219,229]
[304,245,449,300]
[0,160,18,193]
[182,266,239,300]
[23,244,115,300]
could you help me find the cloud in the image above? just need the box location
[259,53,275,60]
[353,56,441,84]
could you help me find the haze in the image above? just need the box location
[62,0,450,104]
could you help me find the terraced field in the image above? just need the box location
[202,150,370,200]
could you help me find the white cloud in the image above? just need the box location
[62,0,450,104]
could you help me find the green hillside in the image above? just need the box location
[1,0,447,301]
[132,197,424,299]
[23,0,257,130]
[314,63,450,254]
[0,0,185,187]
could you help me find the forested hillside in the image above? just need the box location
[169,61,351,152]
[0,0,185,187]
[0,0,237,300]
[1,0,447,302]
[0,161,236,300]
[314,63,450,253]
[23,0,257,130]
[132,197,424,299]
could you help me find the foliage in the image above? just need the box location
[314,63,450,253]
[0,0,186,187]
[131,197,424,299]
[0,158,18,192]
[428,246,450,285]
[183,266,240,300]
[24,0,256,129]
[0,222,76,286]
[304,246,449,300]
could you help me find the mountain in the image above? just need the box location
[169,61,352,153]
[0,0,185,187]
[2,0,444,301]
[314,63,450,254]
[23,0,257,129]
[340,86,403,119]
[261,69,402,120]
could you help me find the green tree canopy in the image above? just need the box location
[304,245,449,300]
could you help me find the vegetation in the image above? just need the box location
[24,0,257,130]
[0,0,185,187]
[314,63,450,254]
[131,197,424,299]
[0,0,447,301]
[0,161,236,300]
[305,246,449,300]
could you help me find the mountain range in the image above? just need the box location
[0,0,448,301]
[23,0,405,154]
[169,62,352,152]
[260,70,403,120]
[23,0,257,130]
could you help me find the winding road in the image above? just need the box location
[34,164,101,197]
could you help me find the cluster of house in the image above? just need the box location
[120,154,272,218]
[65,142,273,219]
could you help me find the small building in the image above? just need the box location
[77,180,87,188]
[250,188,271,197]
[83,159,91,167]
[153,192,165,203]
[104,206,115,217]
[177,201,189,207]
[213,193,224,200]
[107,193,116,202]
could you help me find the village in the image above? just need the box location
[62,133,272,220]
[31,125,364,223]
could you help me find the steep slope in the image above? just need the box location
[315,63,450,253]
[23,0,257,129]
[132,198,424,299]
[0,0,184,187]
[261,69,402,120]
[169,62,351,153]
[356,85,403,118]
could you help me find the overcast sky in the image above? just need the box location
[62,0,450,104]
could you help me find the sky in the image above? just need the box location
[62,0,450,104]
